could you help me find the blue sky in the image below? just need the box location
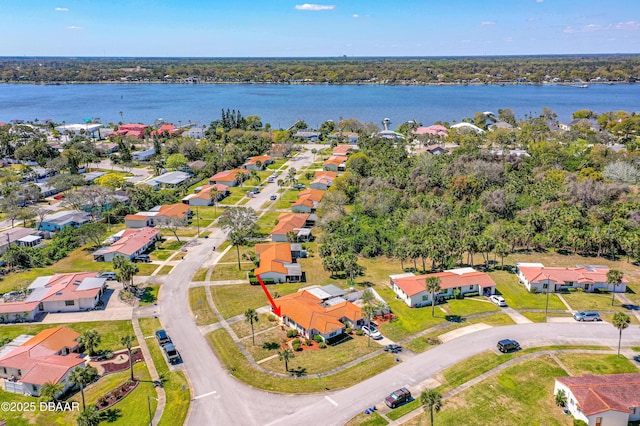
[1,0,639,57]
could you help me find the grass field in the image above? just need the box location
[555,353,638,375]
[211,262,252,281]
[209,283,301,318]
[255,211,281,235]
[192,268,209,281]
[230,313,276,338]
[189,286,218,325]
[344,412,389,426]
[490,270,566,310]
[156,265,174,275]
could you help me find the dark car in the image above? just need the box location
[163,343,181,364]
[155,329,171,346]
[293,183,306,189]
[269,195,277,200]
[497,339,521,353]
[633,355,640,363]
[385,388,412,409]
[134,254,151,263]
[384,344,403,353]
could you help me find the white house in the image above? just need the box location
[515,263,627,293]
[554,373,640,426]
[390,268,496,308]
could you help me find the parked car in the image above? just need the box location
[293,183,306,189]
[252,187,260,194]
[162,343,181,364]
[267,177,275,183]
[634,355,640,363]
[497,339,520,353]
[489,295,507,307]
[134,254,151,263]
[269,195,277,200]
[155,329,171,346]
[573,311,601,322]
[97,271,117,280]
[361,325,382,340]
[53,194,65,200]
[384,344,402,353]
[384,388,412,408]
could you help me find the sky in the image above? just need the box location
[1,0,639,57]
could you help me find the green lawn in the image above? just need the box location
[138,318,191,426]
[555,353,638,375]
[151,250,174,261]
[441,298,500,317]
[139,284,160,306]
[0,320,137,353]
[520,312,573,323]
[562,290,629,313]
[255,211,281,235]
[157,265,174,275]
[206,329,397,393]
[189,286,219,325]
[160,240,186,250]
[211,262,252,281]
[344,412,389,426]
[273,190,300,209]
[243,326,288,361]
[490,270,565,310]
[136,263,160,276]
[209,283,301,319]
[259,333,380,374]
[159,229,198,238]
[192,268,209,281]
[230,313,276,338]
[194,206,222,220]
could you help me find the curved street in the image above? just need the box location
[157,146,640,426]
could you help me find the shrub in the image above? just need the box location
[313,334,323,343]
[463,291,479,298]
[104,351,114,360]
[319,342,327,349]
[305,339,313,346]
[355,330,364,336]
[426,337,441,346]
[292,341,302,351]
[286,329,299,338]
[249,278,259,285]
[267,315,276,322]
[292,338,301,346]
[263,278,275,284]
[345,327,352,334]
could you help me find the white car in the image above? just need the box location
[361,325,382,340]
[489,295,507,307]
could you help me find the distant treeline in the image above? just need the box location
[1,55,639,85]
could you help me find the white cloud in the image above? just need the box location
[535,0,543,3]
[481,21,495,26]
[352,14,359,18]
[66,26,83,30]
[295,4,335,11]
[616,21,640,30]
[55,7,69,12]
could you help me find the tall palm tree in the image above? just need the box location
[362,304,377,347]
[40,381,64,402]
[607,269,624,306]
[78,329,101,357]
[613,312,630,358]
[76,405,102,426]
[69,367,92,411]
[278,348,294,372]
[120,335,135,381]
[113,256,139,291]
[420,388,443,426]
[426,277,442,317]
[244,308,259,346]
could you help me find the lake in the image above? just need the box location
[0,83,638,128]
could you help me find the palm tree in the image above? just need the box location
[78,329,101,357]
[120,335,135,381]
[607,269,624,306]
[613,312,630,358]
[420,388,443,426]
[76,405,102,426]
[244,308,259,346]
[113,256,139,291]
[210,186,220,215]
[362,304,377,347]
[69,367,92,411]
[278,348,294,372]
[426,277,442,317]
[229,231,245,270]
[40,381,64,402]
[249,169,260,185]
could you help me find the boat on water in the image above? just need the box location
[574,84,589,88]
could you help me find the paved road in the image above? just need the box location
[94,158,151,183]
[159,147,323,426]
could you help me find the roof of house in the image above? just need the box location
[24,272,106,303]
[392,268,497,297]
[556,373,640,416]
[42,210,91,226]
[413,125,448,136]
[272,213,310,236]
[0,227,37,248]
[332,145,355,155]
[0,327,85,385]
[188,160,207,170]
[210,169,249,182]
[275,290,362,334]
[151,171,190,185]
[516,264,628,285]
[323,156,346,167]
[314,171,338,180]
[245,155,272,165]
[184,183,229,201]
[157,203,190,219]
[255,242,294,275]
[101,227,160,256]
[292,189,326,209]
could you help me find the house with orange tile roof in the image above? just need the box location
[254,242,303,283]
[291,189,326,213]
[390,268,496,308]
[271,213,312,242]
[243,155,273,171]
[274,289,363,341]
[554,373,640,425]
[124,203,191,228]
[0,327,86,397]
[515,263,627,294]
[182,183,229,207]
[209,169,250,187]
[332,145,357,156]
[323,156,347,172]
[92,227,160,262]
[0,272,108,321]
[150,124,183,137]
[309,171,338,191]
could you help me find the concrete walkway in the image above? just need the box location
[502,307,534,324]
[132,312,166,426]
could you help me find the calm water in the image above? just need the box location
[0,83,639,128]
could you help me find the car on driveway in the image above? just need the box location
[293,184,306,189]
[497,339,520,353]
[573,311,601,322]
[269,195,277,200]
[489,295,507,307]
[134,254,151,263]
[385,388,412,408]
[361,325,382,340]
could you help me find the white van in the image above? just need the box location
[98,272,117,280]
